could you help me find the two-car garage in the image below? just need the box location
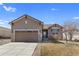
[15,31,38,42]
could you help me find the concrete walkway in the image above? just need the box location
[0,42,37,56]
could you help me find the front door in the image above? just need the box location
[42,30,48,41]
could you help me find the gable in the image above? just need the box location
[48,24,63,29]
[12,15,43,29]
[10,15,43,24]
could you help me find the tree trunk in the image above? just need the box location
[64,33,68,43]
[69,32,73,41]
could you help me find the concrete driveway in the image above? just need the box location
[0,42,37,56]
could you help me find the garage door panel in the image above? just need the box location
[15,31,38,42]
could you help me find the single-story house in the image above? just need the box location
[10,15,63,42]
[43,24,63,41]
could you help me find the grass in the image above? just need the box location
[40,43,79,56]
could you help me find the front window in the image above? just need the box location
[51,29,60,32]
[51,29,60,34]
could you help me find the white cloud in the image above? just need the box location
[3,6,16,12]
[0,18,10,28]
[73,17,79,19]
[0,20,9,28]
[51,8,57,11]
[0,20,10,28]
[0,20,9,23]
[0,3,3,5]
[4,21,9,23]
[0,3,16,12]
[0,20,3,22]
[0,22,4,25]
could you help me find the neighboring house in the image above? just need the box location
[10,15,63,42]
[43,24,63,41]
[48,24,63,40]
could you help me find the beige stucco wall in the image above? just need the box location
[48,27,63,40]
[11,16,43,42]
[48,27,60,37]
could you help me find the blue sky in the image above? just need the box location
[0,3,79,28]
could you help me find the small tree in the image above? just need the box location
[63,21,76,42]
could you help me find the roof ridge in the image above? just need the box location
[9,14,43,24]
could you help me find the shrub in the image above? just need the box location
[48,35,59,43]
